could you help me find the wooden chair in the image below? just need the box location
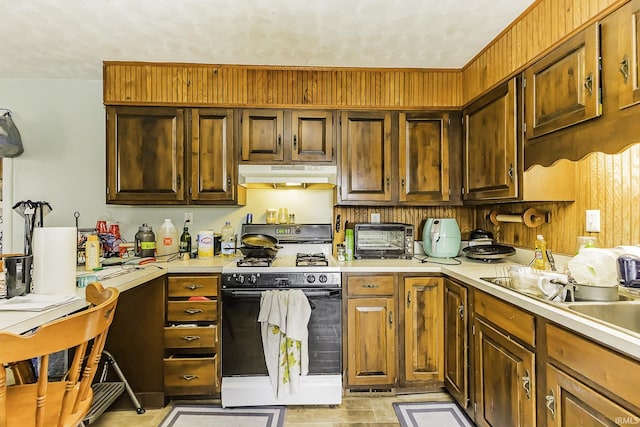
[0,282,119,427]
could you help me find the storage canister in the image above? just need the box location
[135,223,156,257]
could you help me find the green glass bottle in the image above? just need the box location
[179,226,191,254]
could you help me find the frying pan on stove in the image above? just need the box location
[241,233,281,250]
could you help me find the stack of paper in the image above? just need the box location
[0,294,79,311]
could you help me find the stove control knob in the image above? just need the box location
[248,274,258,284]
[319,274,328,283]
[234,274,245,284]
[306,275,316,283]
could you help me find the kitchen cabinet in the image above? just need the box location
[400,276,443,385]
[617,0,640,110]
[104,276,166,408]
[463,78,519,201]
[164,274,220,396]
[524,24,601,140]
[345,274,397,388]
[106,106,244,205]
[339,111,458,205]
[472,291,536,427]
[240,109,335,163]
[543,323,640,425]
[443,279,469,410]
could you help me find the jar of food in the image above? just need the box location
[278,208,289,224]
[266,209,277,224]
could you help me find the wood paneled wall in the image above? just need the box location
[463,0,622,102]
[103,63,462,109]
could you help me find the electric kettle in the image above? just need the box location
[423,218,461,258]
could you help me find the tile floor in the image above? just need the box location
[90,390,455,426]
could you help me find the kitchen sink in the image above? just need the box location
[566,301,640,334]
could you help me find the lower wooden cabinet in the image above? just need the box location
[443,279,468,409]
[344,273,444,390]
[164,274,220,396]
[472,292,536,427]
[401,276,443,385]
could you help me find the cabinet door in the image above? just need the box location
[241,109,284,162]
[106,106,186,204]
[402,277,443,384]
[346,297,396,387]
[290,110,334,162]
[544,364,637,427]
[444,279,468,409]
[464,78,518,201]
[190,108,242,204]
[618,0,640,109]
[473,318,536,427]
[524,24,601,139]
[340,111,392,202]
[399,113,450,203]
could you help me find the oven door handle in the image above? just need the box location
[224,289,340,297]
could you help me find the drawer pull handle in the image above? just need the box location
[584,72,594,95]
[182,335,201,341]
[182,374,199,381]
[363,284,378,289]
[406,291,411,307]
[458,304,465,318]
[184,308,203,314]
[621,56,630,83]
[388,311,393,329]
[186,284,204,290]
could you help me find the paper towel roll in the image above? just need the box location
[31,227,77,295]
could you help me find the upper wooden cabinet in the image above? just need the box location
[240,109,334,164]
[107,106,244,205]
[107,106,187,204]
[463,78,519,201]
[398,113,450,203]
[339,111,393,203]
[524,24,602,140]
[339,111,458,206]
[617,0,640,110]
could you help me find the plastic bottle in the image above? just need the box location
[156,219,179,256]
[533,234,549,270]
[85,235,101,271]
[345,229,354,261]
[180,226,191,254]
[135,224,155,257]
[221,221,236,257]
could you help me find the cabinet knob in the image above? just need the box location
[182,335,201,341]
[388,311,393,328]
[458,304,464,318]
[620,56,630,84]
[227,175,232,185]
[278,134,282,146]
[186,284,203,290]
[522,370,531,400]
[401,178,405,187]
[182,374,199,381]
[362,284,378,289]
[177,174,181,190]
[406,291,411,307]
[293,134,297,149]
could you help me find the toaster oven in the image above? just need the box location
[352,223,414,259]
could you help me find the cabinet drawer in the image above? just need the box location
[164,355,217,395]
[347,275,395,296]
[168,275,218,297]
[164,325,217,349]
[474,291,535,347]
[546,323,639,407]
[167,300,217,322]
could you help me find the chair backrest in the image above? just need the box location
[0,282,119,427]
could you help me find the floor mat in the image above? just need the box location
[158,405,285,427]
[393,401,474,427]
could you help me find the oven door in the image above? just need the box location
[221,288,342,377]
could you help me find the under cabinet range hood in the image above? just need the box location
[238,164,337,189]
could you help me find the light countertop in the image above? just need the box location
[2,251,639,361]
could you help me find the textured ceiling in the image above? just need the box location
[1,0,535,80]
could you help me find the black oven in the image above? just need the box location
[221,286,342,377]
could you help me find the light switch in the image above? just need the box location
[371,213,381,223]
[585,210,600,233]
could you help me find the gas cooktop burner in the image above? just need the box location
[296,252,329,267]
[237,257,274,267]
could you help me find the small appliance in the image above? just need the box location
[617,254,640,288]
[351,223,414,259]
[423,218,461,258]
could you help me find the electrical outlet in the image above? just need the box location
[371,213,381,223]
[184,212,193,224]
[585,209,600,233]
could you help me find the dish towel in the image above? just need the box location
[257,289,312,399]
